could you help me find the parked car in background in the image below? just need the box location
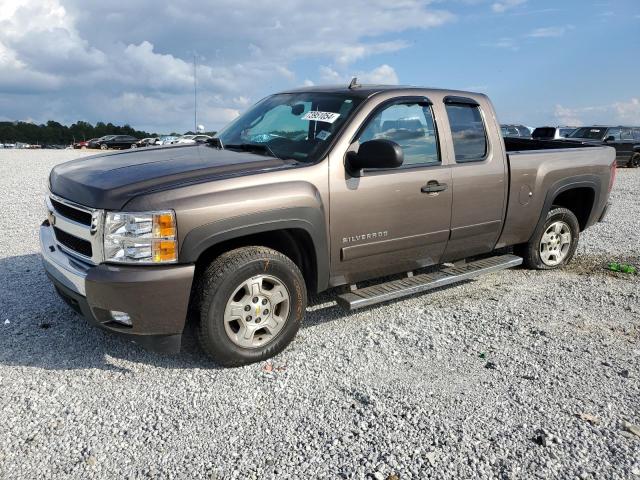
[631,145,640,169]
[156,136,178,145]
[93,135,139,150]
[171,134,212,144]
[74,138,98,149]
[501,124,531,138]
[567,126,640,167]
[532,126,576,140]
[88,136,116,149]
[136,137,161,147]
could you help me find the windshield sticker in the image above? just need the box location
[590,129,602,132]
[316,130,331,141]
[302,111,341,123]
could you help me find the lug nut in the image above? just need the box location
[244,305,251,312]
[262,299,267,305]
[246,315,252,321]
[253,297,259,303]
[256,317,261,324]
[263,309,269,315]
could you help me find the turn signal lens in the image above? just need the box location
[153,240,177,263]
[154,213,176,237]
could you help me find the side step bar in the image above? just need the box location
[336,254,522,310]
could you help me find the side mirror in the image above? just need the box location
[346,139,404,174]
[604,135,615,142]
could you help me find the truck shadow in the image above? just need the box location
[0,254,355,371]
[0,253,479,371]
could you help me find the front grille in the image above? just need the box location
[53,226,93,258]
[50,198,92,226]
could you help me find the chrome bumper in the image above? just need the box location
[40,223,90,296]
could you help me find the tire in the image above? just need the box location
[197,246,307,367]
[628,153,640,168]
[100,144,108,150]
[516,207,580,270]
[130,144,138,149]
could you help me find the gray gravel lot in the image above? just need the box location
[0,149,638,479]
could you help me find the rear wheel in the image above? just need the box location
[628,153,640,168]
[516,207,580,270]
[100,144,108,150]
[197,246,307,367]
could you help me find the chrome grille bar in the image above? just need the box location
[46,193,104,264]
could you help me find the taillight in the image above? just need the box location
[608,160,616,193]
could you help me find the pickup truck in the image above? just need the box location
[41,84,616,366]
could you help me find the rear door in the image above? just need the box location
[440,96,507,261]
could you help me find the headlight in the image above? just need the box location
[103,210,177,263]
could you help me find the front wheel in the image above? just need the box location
[516,207,580,270]
[130,143,138,149]
[100,144,108,150]
[197,246,307,367]
[628,153,640,168]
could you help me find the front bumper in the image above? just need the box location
[40,223,195,354]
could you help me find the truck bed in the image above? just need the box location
[496,140,615,249]
[504,137,597,152]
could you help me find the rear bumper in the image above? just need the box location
[40,223,195,354]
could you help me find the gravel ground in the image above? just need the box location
[0,149,638,479]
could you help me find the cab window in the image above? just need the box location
[356,102,440,166]
[445,103,488,162]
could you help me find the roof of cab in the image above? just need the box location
[278,84,483,99]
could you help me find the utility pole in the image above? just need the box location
[193,54,197,133]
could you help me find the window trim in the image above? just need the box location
[348,95,442,172]
[444,99,490,164]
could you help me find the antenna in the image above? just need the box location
[348,77,359,89]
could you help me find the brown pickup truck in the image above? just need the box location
[41,84,616,366]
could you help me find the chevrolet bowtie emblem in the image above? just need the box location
[256,306,261,316]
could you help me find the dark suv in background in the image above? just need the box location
[567,126,640,167]
[88,135,139,150]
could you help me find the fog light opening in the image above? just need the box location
[109,310,132,326]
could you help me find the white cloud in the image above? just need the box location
[492,0,527,13]
[482,37,519,51]
[526,25,574,38]
[554,98,640,126]
[318,64,399,85]
[359,65,399,85]
[0,0,454,132]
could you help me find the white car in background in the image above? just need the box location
[171,134,212,144]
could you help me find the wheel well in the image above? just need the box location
[552,187,594,230]
[193,229,318,293]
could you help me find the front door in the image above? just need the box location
[329,99,452,286]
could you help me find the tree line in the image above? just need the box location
[0,121,154,146]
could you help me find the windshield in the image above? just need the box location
[216,92,364,162]
[569,127,607,140]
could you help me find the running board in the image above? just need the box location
[336,254,522,310]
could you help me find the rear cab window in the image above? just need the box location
[444,98,488,163]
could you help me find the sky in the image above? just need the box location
[0,0,638,133]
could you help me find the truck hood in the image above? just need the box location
[49,144,292,209]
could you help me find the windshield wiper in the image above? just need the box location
[225,143,280,160]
